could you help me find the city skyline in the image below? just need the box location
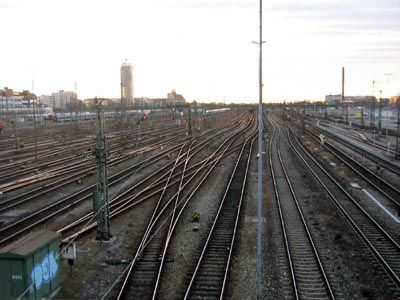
[0,0,399,103]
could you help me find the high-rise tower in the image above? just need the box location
[120,60,134,107]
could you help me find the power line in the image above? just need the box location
[347,52,399,72]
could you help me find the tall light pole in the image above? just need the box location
[378,90,382,134]
[396,98,400,160]
[32,64,38,162]
[120,80,124,142]
[252,0,265,298]
[371,80,380,129]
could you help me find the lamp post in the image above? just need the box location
[120,80,124,142]
[252,0,265,298]
[32,65,38,162]
[378,90,382,134]
[396,98,400,160]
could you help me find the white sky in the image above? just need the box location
[1,0,399,103]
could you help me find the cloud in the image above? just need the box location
[0,0,19,8]
[267,0,400,33]
[160,0,255,10]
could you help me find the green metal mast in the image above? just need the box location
[93,101,112,240]
[188,105,192,137]
[396,98,400,160]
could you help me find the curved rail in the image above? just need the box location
[285,125,400,291]
[114,117,256,299]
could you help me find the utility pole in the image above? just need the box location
[14,110,19,149]
[151,103,154,130]
[254,0,265,298]
[361,107,364,128]
[197,106,201,133]
[341,67,345,103]
[342,67,349,124]
[378,90,382,134]
[188,105,192,137]
[302,99,306,130]
[31,72,38,162]
[138,104,142,141]
[120,80,124,142]
[371,80,379,129]
[385,73,393,84]
[33,99,38,162]
[74,82,79,130]
[396,98,400,160]
[93,100,112,241]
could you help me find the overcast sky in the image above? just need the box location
[1,0,399,103]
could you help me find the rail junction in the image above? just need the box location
[0,106,399,299]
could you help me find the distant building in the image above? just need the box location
[1,87,13,97]
[0,87,36,108]
[325,94,341,105]
[38,95,55,107]
[134,90,186,108]
[84,98,116,106]
[134,97,154,107]
[390,94,400,104]
[51,90,76,110]
[167,89,186,105]
[346,96,376,106]
[325,94,378,107]
[121,60,134,107]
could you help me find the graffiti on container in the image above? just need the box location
[30,251,58,289]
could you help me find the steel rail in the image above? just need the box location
[309,123,400,176]
[115,119,256,300]
[182,132,255,300]
[0,116,252,245]
[269,116,335,300]
[286,125,400,290]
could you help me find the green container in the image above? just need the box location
[0,230,61,300]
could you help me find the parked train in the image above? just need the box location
[204,108,231,115]
[51,110,150,123]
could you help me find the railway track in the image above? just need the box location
[311,122,400,177]
[268,118,336,300]
[113,118,256,299]
[0,132,186,206]
[285,124,400,297]
[58,128,253,242]
[308,130,400,207]
[0,120,185,178]
[0,117,192,190]
[182,134,255,300]
[0,116,252,246]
